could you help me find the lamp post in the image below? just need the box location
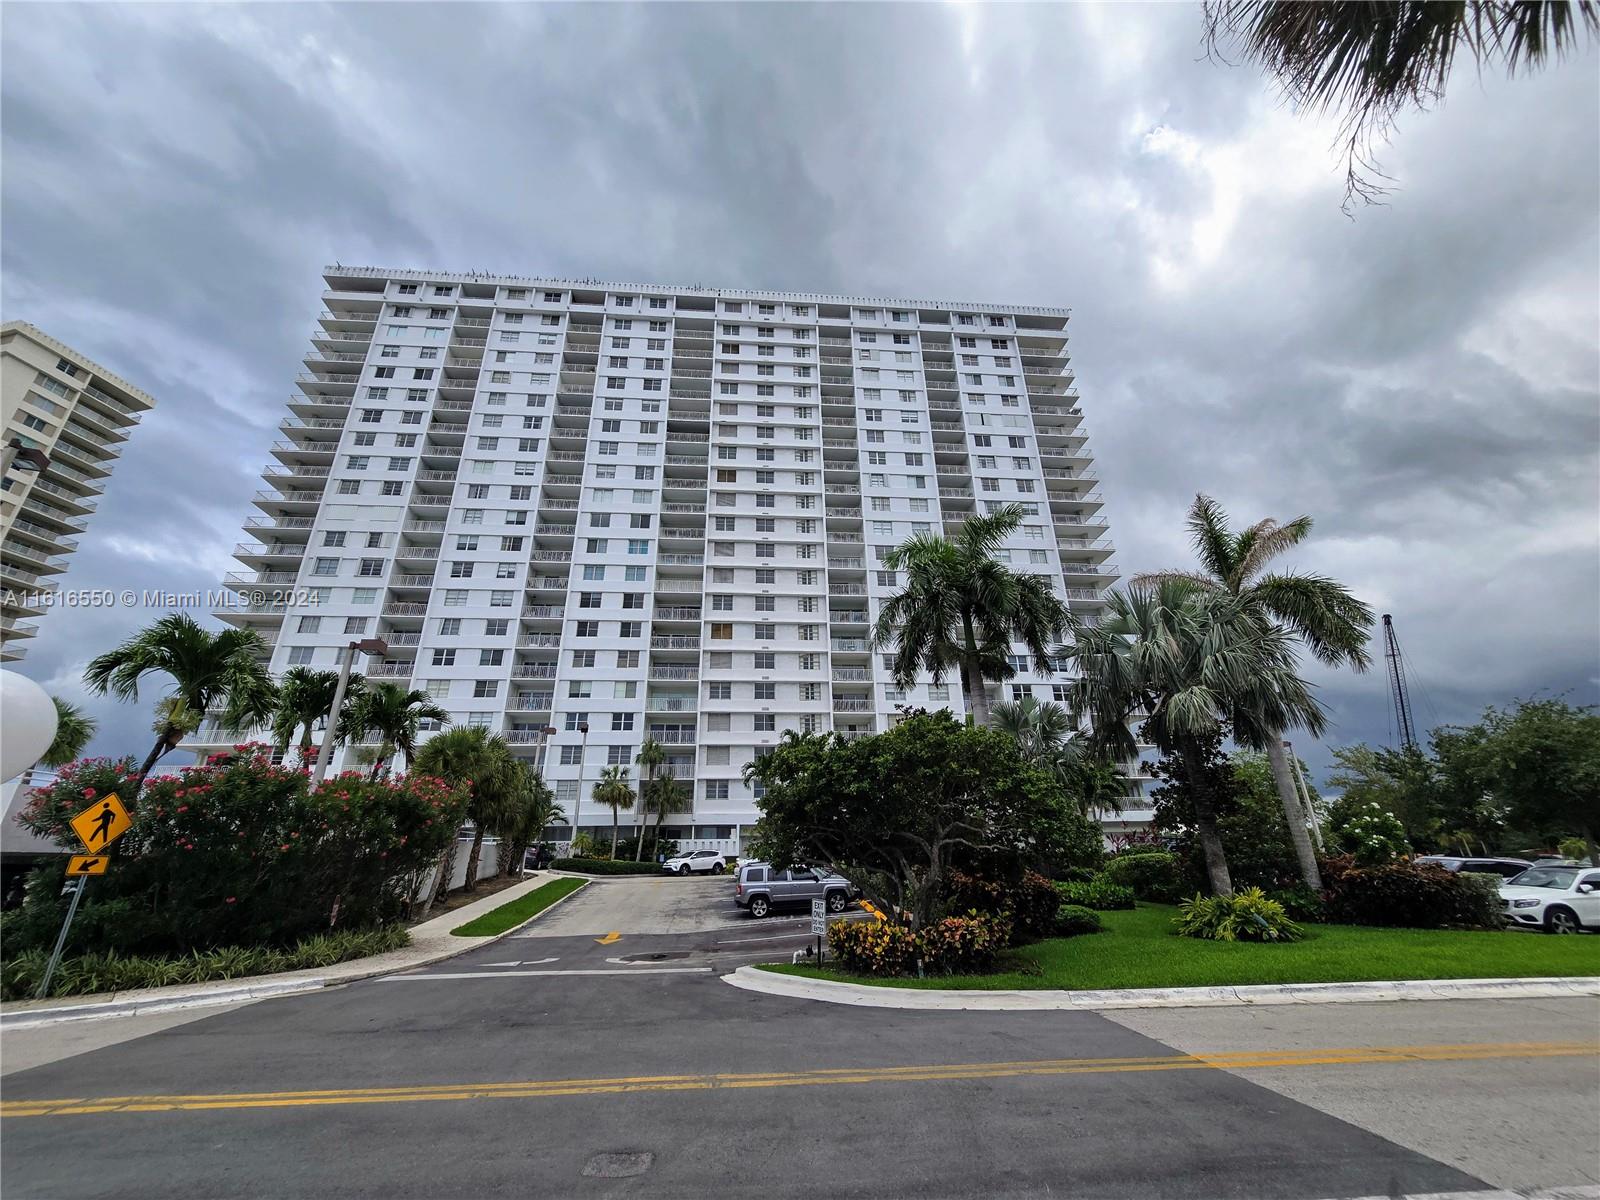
[535,724,558,778]
[1,438,50,479]
[567,721,589,854]
[311,637,387,785]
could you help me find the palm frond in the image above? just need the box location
[1185,494,1237,582]
[1234,515,1313,584]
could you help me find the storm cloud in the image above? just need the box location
[3,2,1596,782]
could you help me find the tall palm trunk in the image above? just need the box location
[1181,739,1234,897]
[610,808,621,859]
[1265,736,1322,889]
[961,658,992,727]
[635,765,657,861]
[463,824,487,891]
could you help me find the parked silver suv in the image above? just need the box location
[734,861,852,919]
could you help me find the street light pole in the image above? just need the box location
[1,437,50,478]
[311,637,387,785]
[567,721,589,855]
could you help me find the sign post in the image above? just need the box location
[37,794,134,999]
[811,898,826,967]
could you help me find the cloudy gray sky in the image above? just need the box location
[3,2,1597,785]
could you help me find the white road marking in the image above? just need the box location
[384,968,714,980]
[480,958,558,967]
[714,931,814,944]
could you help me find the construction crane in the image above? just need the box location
[1382,613,1418,750]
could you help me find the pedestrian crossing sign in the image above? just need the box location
[69,794,132,854]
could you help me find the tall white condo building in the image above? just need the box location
[197,267,1133,855]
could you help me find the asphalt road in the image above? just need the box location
[2,876,1596,1199]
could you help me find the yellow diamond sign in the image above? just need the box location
[69,794,132,854]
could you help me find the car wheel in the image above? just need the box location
[712,861,725,874]
[678,864,691,876]
[748,895,770,918]
[1546,906,1581,934]
[826,889,847,914]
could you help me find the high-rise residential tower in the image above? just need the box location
[194,267,1134,854]
[1,322,157,662]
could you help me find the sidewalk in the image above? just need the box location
[0,871,586,1029]
[724,965,1600,1011]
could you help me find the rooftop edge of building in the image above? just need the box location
[0,321,158,411]
[320,265,1072,322]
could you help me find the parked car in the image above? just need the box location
[662,849,728,876]
[734,861,852,919]
[1498,866,1600,933]
[1414,855,1534,879]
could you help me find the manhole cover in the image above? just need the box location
[582,1152,654,1179]
[618,951,689,962]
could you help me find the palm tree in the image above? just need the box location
[84,613,275,796]
[342,682,450,778]
[643,773,693,859]
[992,696,1128,818]
[41,698,97,768]
[269,668,363,766]
[591,765,636,859]
[413,726,513,904]
[1203,2,1597,206]
[1133,496,1373,889]
[496,771,563,878]
[633,738,667,861]
[873,504,1068,727]
[1064,581,1328,897]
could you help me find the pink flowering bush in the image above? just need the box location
[7,746,466,957]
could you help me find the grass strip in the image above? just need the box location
[765,904,1600,990]
[451,878,587,937]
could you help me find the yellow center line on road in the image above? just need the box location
[2,1040,1590,1120]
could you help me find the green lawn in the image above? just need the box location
[766,904,1600,990]
[451,878,587,937]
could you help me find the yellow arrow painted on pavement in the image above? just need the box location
[595,931,621,945]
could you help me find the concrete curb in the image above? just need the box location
[1,876,590,1029]
[723,967,1600,1011]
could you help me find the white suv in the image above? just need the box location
[662,849,728,876]
[1499,866,1600,933]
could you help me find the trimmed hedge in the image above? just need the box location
[1056,878,1136,910]
[1321,855,1501,930]
[1175,888,1303,943]
[2,925,410,1001]
[827,912,1010,977]
[550,858,669,876]
[1053,904,1103,937]
[1099,852,1190,904]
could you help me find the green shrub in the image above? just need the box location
[1454,872,1506,931]
[826,912,1010,977]
[3,925,409,1000]
[1099,852,1189,904]
[1269,882,1326,923]
[828,918,921,977]
[942,870,1058,942]
[917,913,1009,974]
[1053,865,1099,884]
[1053,904,1103,937]
[1320,855,1499,930]
[549,857,664,875]
[1175,888,1303,943]
[1327,800,1411,865]
[1055,878,1136,910]
[10,751,462,960]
